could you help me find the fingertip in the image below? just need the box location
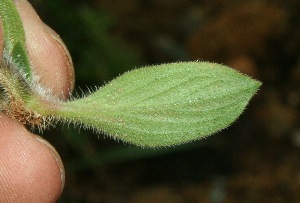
[0,115,64,202]
[13,0,75,99]
[35,135,65,189]
[42,23,75,94]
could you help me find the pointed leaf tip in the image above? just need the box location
[57,62,261,147]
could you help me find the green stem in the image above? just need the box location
[0,0,32,80]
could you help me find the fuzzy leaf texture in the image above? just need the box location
[56,62,261,147]
[0,0,32,80]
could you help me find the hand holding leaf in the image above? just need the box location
[0,0,261,147]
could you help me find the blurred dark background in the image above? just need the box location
[30,0,300,202]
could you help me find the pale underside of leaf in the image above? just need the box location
[56,62,261,147]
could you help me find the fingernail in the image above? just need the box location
[43,24,75,95]
[35,136,65,190]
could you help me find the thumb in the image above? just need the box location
[0,114,65,202]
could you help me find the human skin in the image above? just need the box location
[0,0,74,202]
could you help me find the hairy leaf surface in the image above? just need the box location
[56,62,261,147]
[0,0,31,79]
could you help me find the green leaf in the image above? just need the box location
[0,0,31,80]
[54,62,261,147]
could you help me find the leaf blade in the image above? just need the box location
[57,62,261,147]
